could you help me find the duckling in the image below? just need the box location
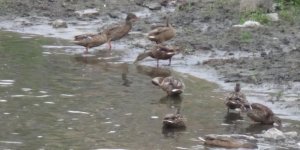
[147,17,175,44]
[152,76,184,96]
[73,32,107,53]
[225,83,249,113]
[134,44,180,67]
[163,108,186,129]
[103,13,138,50]
[245,103,282,128]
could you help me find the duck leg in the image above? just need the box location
[157,59,160,68]
[168,58,172,66]
[108,40,112,50]
[84,47,89,54]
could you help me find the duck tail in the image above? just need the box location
[152,77,163,86]
[198,137,206,142]
[171,89,183,95]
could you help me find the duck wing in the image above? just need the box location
[247,103,273,122]
[148,27,171,36]
[160,77,184,94]
[103,22,131,41]
[74,33,96,41]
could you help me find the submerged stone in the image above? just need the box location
[52,19,68,28]
[257,127,285,140]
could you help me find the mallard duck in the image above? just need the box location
[162,108,186,129]
[134,44,180,67]
[225,83,249,113]
[200,134,257,149]
[103,13,138,50]
[147,17,175,44]
[245,103,282,127]
[73,32,107,53]
[152,76,184,96]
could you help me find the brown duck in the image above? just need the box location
[200,134,257,149]
[245,103,282,127]
[147,17,175,44]
[163,108,186,129]
[73,32,107,53]
[152,76,184,96]
[225,83,249,113]
[103,13,138,50]
[134,44,180,67]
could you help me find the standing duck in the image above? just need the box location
[147,17,176,44]
[103,13,138,50]
[134,44,180,67]
[152,76,184,96]
[73,32,107,53]
[245,103,282,127]
[225,83,249,113]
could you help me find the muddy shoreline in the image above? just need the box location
[0,0,299,120]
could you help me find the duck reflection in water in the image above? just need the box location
[223,113,243,124]
[159,95,182,109]
[162,107,186,138]
[121,63,132,87]
[135,65,171,78]
[223,113,246,134]
[74,50,121,64]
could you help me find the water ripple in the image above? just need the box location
[0,80,15,86]
[67,110,90,115]
[0,141,23,144]
[11,95,26,98]
[0,99,7,102]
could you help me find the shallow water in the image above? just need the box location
[0,31,300,149]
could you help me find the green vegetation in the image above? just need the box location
[239,31,252,43]
[177,1,193,11]
[276,0,300,24]
[240,10,270,24]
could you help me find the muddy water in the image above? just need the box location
[0,31,299,150]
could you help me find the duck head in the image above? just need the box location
[273,116,282,128]
[126,13,138,23]
[133,51,151,64]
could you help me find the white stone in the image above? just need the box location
[258,128,285,140]
[266,13,279,21]
[52,19,68,28]
[233,20,262,28]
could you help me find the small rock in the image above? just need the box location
[266,13,279,21]
[261,51,267,57]
[144,2,162,10]
[52,19,68,28]
[107,11,121,19]
[257,127,285,140]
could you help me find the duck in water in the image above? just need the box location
[225,83,249,113]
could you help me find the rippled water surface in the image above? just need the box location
[0,31,299,150]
